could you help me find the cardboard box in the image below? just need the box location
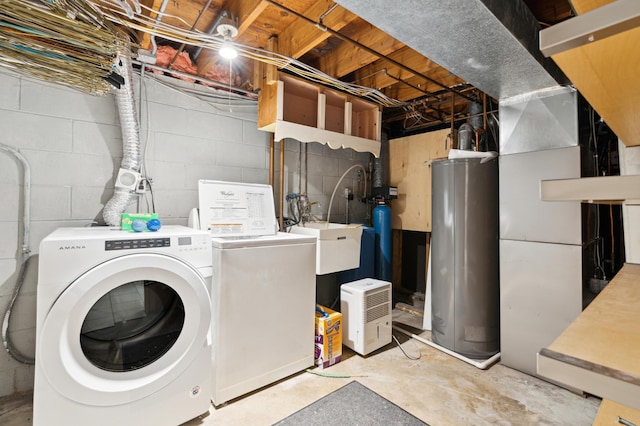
[314,305,342,369]
[121,213,159,232]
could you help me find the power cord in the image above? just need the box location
[392,334,421,360]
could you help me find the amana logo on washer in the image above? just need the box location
[58,245,86,250]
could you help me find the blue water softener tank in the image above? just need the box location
[373,203,392,282]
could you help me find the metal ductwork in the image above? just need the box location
[334,0,568,99]
[102,43,142,227]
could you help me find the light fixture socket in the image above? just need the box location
[216,23,238,39]
[216,22,238,59]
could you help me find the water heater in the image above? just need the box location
[340,278,392,356]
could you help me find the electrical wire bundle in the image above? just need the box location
[0,0,124,95]
[87,1,406,108]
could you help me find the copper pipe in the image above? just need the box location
[482,92,488,130]
[450,92,455,149]
[269,133,275,188]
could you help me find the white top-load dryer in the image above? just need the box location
[198,180,316,405]
[34,226,213,426]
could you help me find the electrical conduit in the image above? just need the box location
[0,142,34,364]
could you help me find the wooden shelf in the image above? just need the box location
[258,73,381,156]
[537,263,640,410]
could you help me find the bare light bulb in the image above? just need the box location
[220,37,237,59]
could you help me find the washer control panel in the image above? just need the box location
[105,238,170,251]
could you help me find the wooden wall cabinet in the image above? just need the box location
[389,129,451,232]
[258,73,382,156]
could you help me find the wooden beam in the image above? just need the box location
[265,36,279,85]
[317,20,405,78]
[277,0,357,58]
[352,46,465,101]
[138,0,164,49]
[228,0,269,36]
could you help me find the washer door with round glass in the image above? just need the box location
[37,253,211,406]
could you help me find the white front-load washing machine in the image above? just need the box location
[34,225,213,426]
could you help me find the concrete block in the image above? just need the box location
[31,185,71,221]
[71,186,110,221]
[243,121,269,146]
[0,222,18,258]
[144,161,187,189]
[217,141,264,168]
[307,153,339,177]
[153,188,198,218]
[154,132,215,165]
[0,155,20,185]
[242,168,270,185]
[0,259,18,297]
[21,80,117,124]
[0,184,19,221]
[0,71,20,110]
[27,150,116,187]
[0,111,72,152]
[147,102,188,134]
[185,164,241,187]
[207,114,244,142]
[73,121,122,157]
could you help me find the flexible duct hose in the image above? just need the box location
[103,43,142,226]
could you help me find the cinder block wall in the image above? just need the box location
[0,71,370,398]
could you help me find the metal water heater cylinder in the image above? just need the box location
[431,157,500,359]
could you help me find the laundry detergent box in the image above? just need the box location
[121,213,159,232]
[314,305,342,369]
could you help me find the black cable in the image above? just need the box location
[145,178,156,213]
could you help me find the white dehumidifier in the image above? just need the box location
[340,278,392,355]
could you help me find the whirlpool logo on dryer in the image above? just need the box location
[58,245,86,250]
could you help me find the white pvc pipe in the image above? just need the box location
[392,325,501,370]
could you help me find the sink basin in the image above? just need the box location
[290,222,363,275]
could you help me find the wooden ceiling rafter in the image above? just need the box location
[127,0,541,133]
[273,0,357,59]
[263,0,475,103]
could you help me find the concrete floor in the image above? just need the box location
[0,311,600,426]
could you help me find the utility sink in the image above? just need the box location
[289,222,363,275]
